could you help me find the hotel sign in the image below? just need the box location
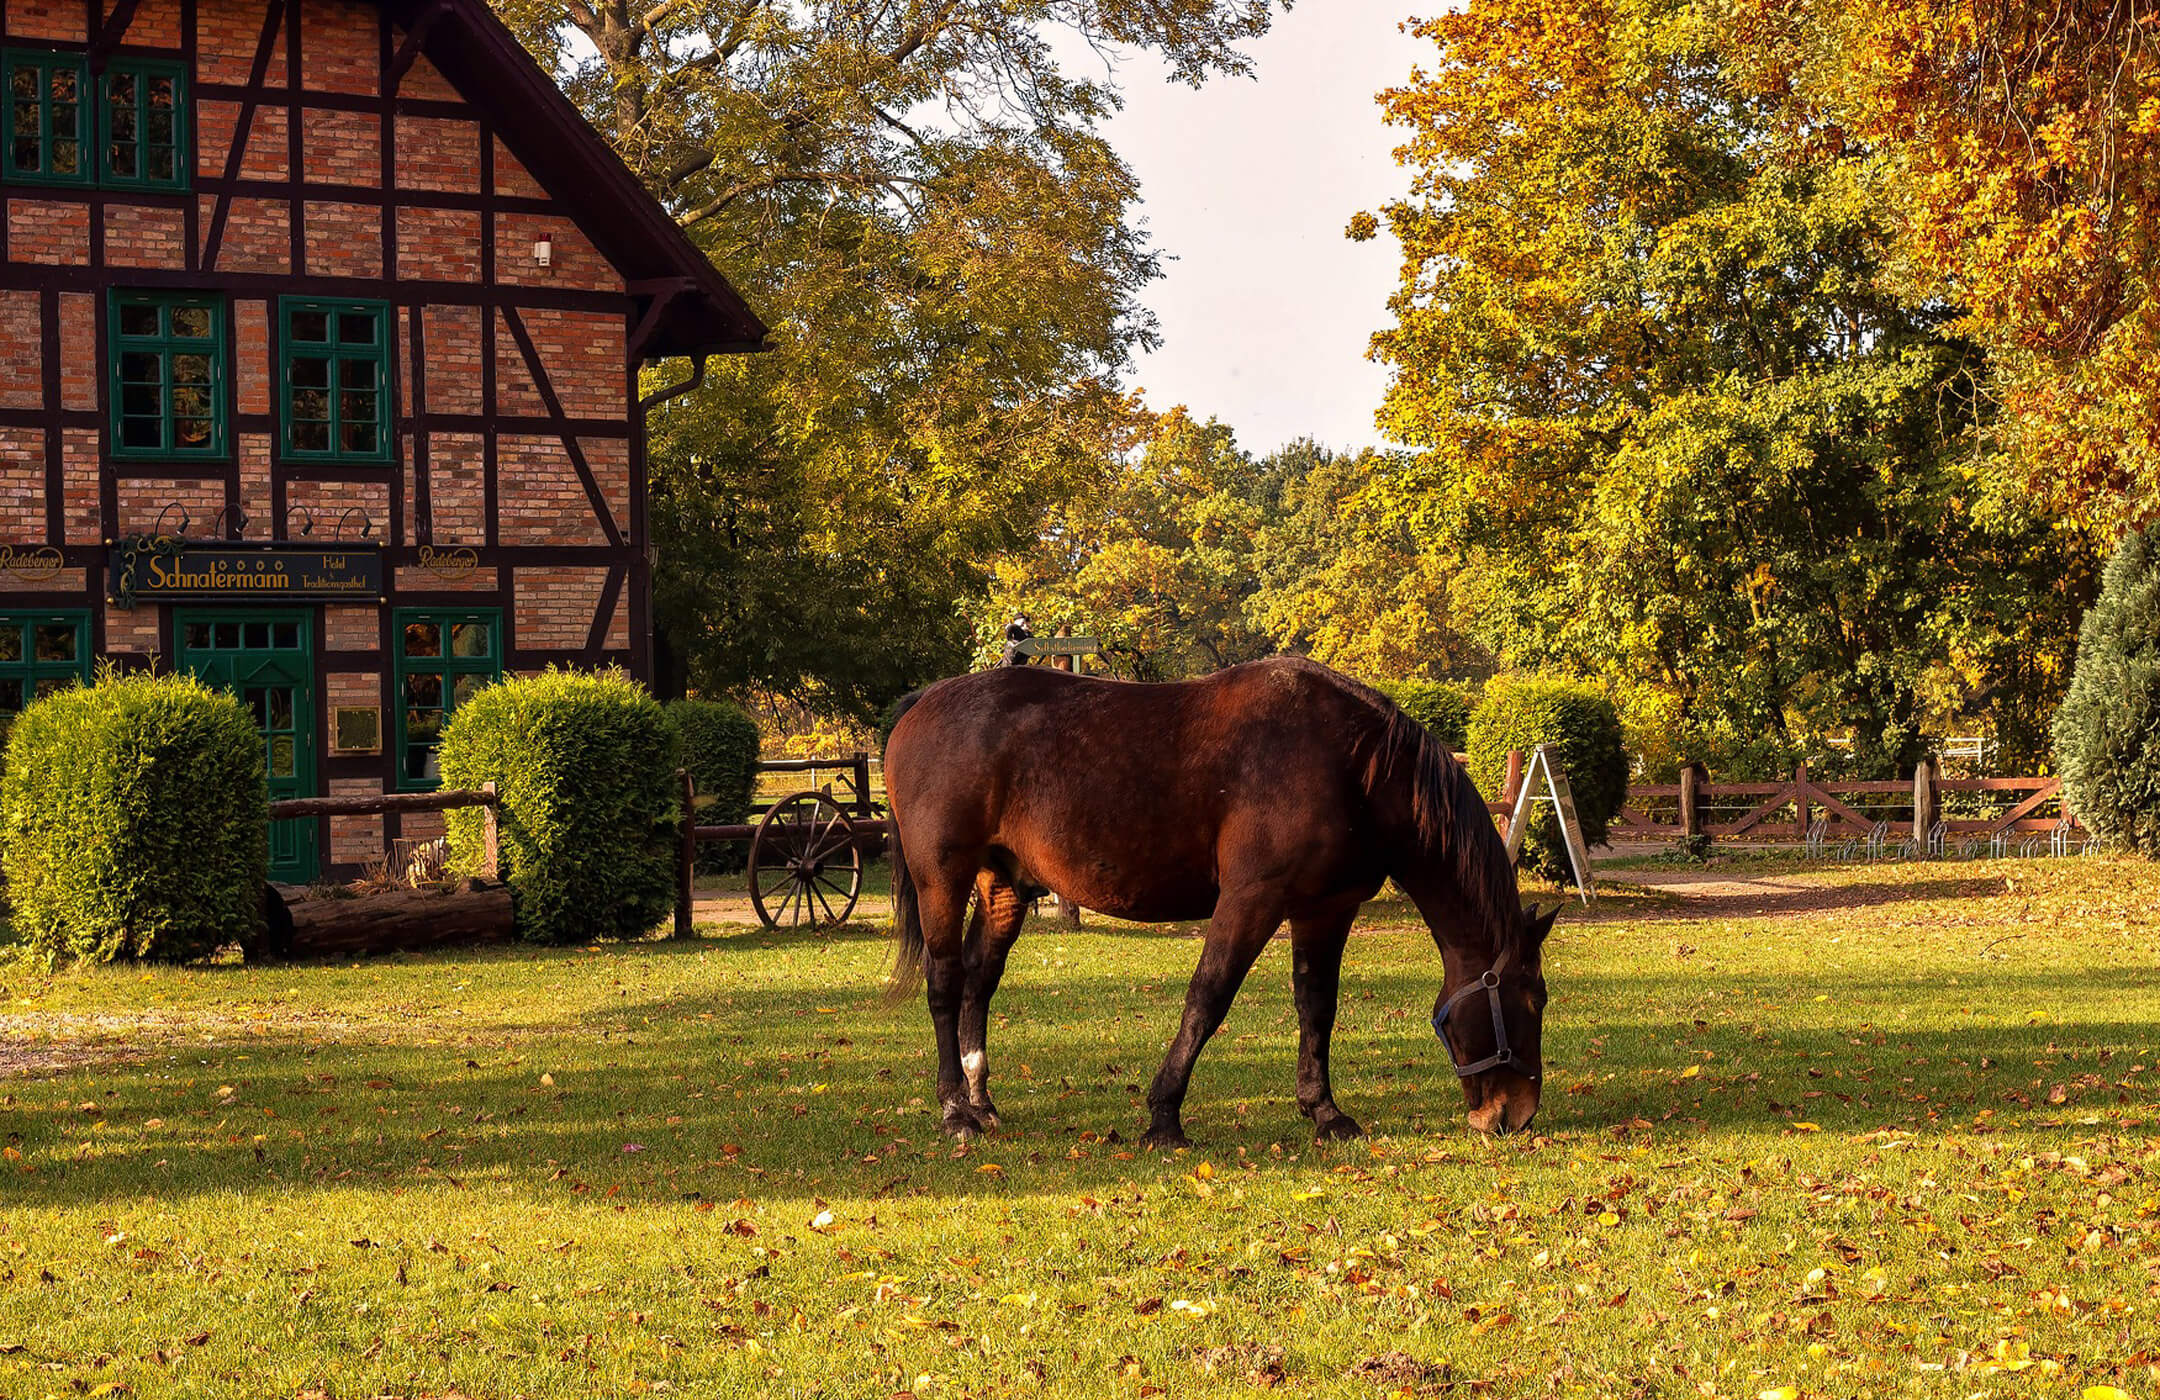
[108,539,384,606]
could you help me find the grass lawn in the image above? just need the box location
[3,857,2159,1399]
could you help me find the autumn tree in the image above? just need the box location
[1361,0,2094,775]
[1746,0,2160,530]
[488,0,1282,713]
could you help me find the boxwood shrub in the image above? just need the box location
[2054,522,2160,855]
[1372,679,1474,752]
[1,669,267,964]
[439,668,680,943]
[667,698,761,826]
[1467,676,1628,880]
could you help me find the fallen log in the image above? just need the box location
[278,882,516,958]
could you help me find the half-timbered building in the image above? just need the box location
[0,0,765,880]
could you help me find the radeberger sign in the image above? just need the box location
[108,539,384,605]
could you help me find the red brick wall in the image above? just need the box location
[0,429,44,537]
[6,0,86,42]
[103,600,161,657]
[8,201,89,265]
[105,206,189,270]
[0,293,39,409]
[514,568,611,648]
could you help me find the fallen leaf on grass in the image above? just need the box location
[1346,1352,1441,1386]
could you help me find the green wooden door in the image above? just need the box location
[178,610,318,883]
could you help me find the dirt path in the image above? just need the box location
[1593,862,2005,920]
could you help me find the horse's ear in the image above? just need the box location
[1525,902,1559,947]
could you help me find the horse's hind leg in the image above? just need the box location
[1290,907,1362,1142]
[958,872,1029,1128]
[1143,890,1282,1150]
[915,859,991,1139]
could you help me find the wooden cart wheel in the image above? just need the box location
[749,789,863,930]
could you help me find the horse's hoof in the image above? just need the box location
[1141,1126,1192,1152]
[970,1103,1002,1130]
[1312,1112,1365,1142]
[941,1105,986,1139]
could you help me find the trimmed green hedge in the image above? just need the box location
[1373,679,1474,752]
[1467,676,1628,880]
[1,669,267,964]
[668,698,760,827]
[2054,523,2160,856]
[439,668,680,944]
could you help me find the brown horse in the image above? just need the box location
[882,657,1554,1147]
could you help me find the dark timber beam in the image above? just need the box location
[87,0,147,74]
[384,0,455,96]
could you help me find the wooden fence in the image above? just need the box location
[268,783,501,879]
[1590,758,2075,845]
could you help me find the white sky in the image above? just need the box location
[1072,3,1431,457]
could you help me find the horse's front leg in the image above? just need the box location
[1143,891,1281,1150]
[958,875,1029,1128]
[1290,909,1362,1142]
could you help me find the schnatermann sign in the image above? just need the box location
[107,540,385,606]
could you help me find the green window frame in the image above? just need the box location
[109,290,228,461]
[0,610,92,720]
[98,57,188,191]
[3,49,188,191]
[394,609,501,789]
[278,299,393,463]
[3,48,92,185]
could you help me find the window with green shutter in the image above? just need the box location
[0,611,92,719]
[109,290,228,461]
[394,610,501,789]
[3,49,187,190]
[279,300,393,463]
[4,49,91,185]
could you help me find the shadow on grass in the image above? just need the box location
[1582,873,2012,923]
[10,953,2158,1210]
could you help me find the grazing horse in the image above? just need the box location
[883,657,1554,1147]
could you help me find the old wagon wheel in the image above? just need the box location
[749,790,863,930]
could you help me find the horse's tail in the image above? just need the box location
[883,689,928,1001]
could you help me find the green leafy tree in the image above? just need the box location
[977,411,1275,676]
[490,0,1284,714]
[1244,441,1488,682]
[1360,0,2094,775]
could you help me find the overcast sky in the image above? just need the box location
[1073,2,1431,458]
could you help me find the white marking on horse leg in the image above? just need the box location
[962,1050,986,1080]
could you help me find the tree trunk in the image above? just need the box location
[282,884,516,958]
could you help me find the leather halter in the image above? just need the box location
[1431,949,1536,1080]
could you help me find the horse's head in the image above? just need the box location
[1432,903,1556,1135]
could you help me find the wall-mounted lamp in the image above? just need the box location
[533,232,553,267]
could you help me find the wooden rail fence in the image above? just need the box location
[1599,758,2075,845]
[269,783,501,879]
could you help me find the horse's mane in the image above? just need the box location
[1331,672,1522,957]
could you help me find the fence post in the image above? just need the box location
[1679,762,1702,844]
[480,781,500,882]
[1058,894,1082,929]
[852,750,871,819]
[1500,749,1525,841]
[1912,752,1938,841]
[675,767,696,940]
[1793,762,1811,840]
